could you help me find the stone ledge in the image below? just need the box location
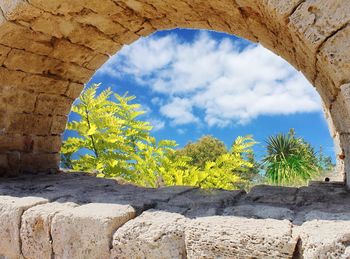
[0,172,350,258]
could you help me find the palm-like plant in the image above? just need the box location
[263,130,319,186]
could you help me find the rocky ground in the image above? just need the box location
[0,172,350,258]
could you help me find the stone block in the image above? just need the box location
[3,48,60,74]
[289,0,350,82]
[11,49,91,83]
[21,202,77,259]
[0,86,37,113]
[65,83,85,100]
[51,203,136,259]
[50,39,95,66]
[67,25,122,56]
[289,0,350,51]
[245,185,298,205]
[112,30,140,45]
[295,210,350,225]
[22,74,69,95]
[30,13,75,38]
[21,153,60,172]
[329,94,350,134]
[296,183,348,206]
[0,195,48,259]
[111,210,187,259]
[35,94,73,116]
[32,135,62,153]
[74,12,127,36]
[318,25,350,88]
[0,134,31,152]
[158,188,244,217]
[51,115,68,135]
[185,216,297,258]
[314,69,338,105]
[0,22,53,56]
[84,53,109,70]
[294,220,350,258]
[7,113,52,135]
[30,13,121,55]
[110,8,145,33]
[0,67,27,88]
[135,21,156,36]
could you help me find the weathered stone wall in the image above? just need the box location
[0,0,349,184]
[1,173,350,258]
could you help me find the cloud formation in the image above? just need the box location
[98,31,321,127]
[148,118,165,131]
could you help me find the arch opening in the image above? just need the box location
[0,0,349,186]
[61,28,338,189]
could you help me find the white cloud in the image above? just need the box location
[149,118,165,131]
[151,97,163,106]
[98,31,321,127]
[160,97,199,125]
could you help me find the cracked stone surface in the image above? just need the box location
[0,196,48,259]
[20,202,77,259]
[0,172,350,258]
[111,210,188,259]
[0,0,349,186]
[51,203,136,259]
[185,216,297,258]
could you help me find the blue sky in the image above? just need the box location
[64,29,335,161]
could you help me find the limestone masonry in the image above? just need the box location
[0,1,350,258]
[0,172,350,258]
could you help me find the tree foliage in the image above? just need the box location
[61,84,174,186]
[161,136,256,190]
[175,135,228,169]
[61,84,256,190]
[317,146,335,173]
[262,129,321,186]
[62,84,334,190]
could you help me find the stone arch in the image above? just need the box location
[0,0,349,185]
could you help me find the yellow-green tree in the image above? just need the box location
[61,83,257,190]
[160,136,257,190]
[175,135,228,169]
[61,83,175,186]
